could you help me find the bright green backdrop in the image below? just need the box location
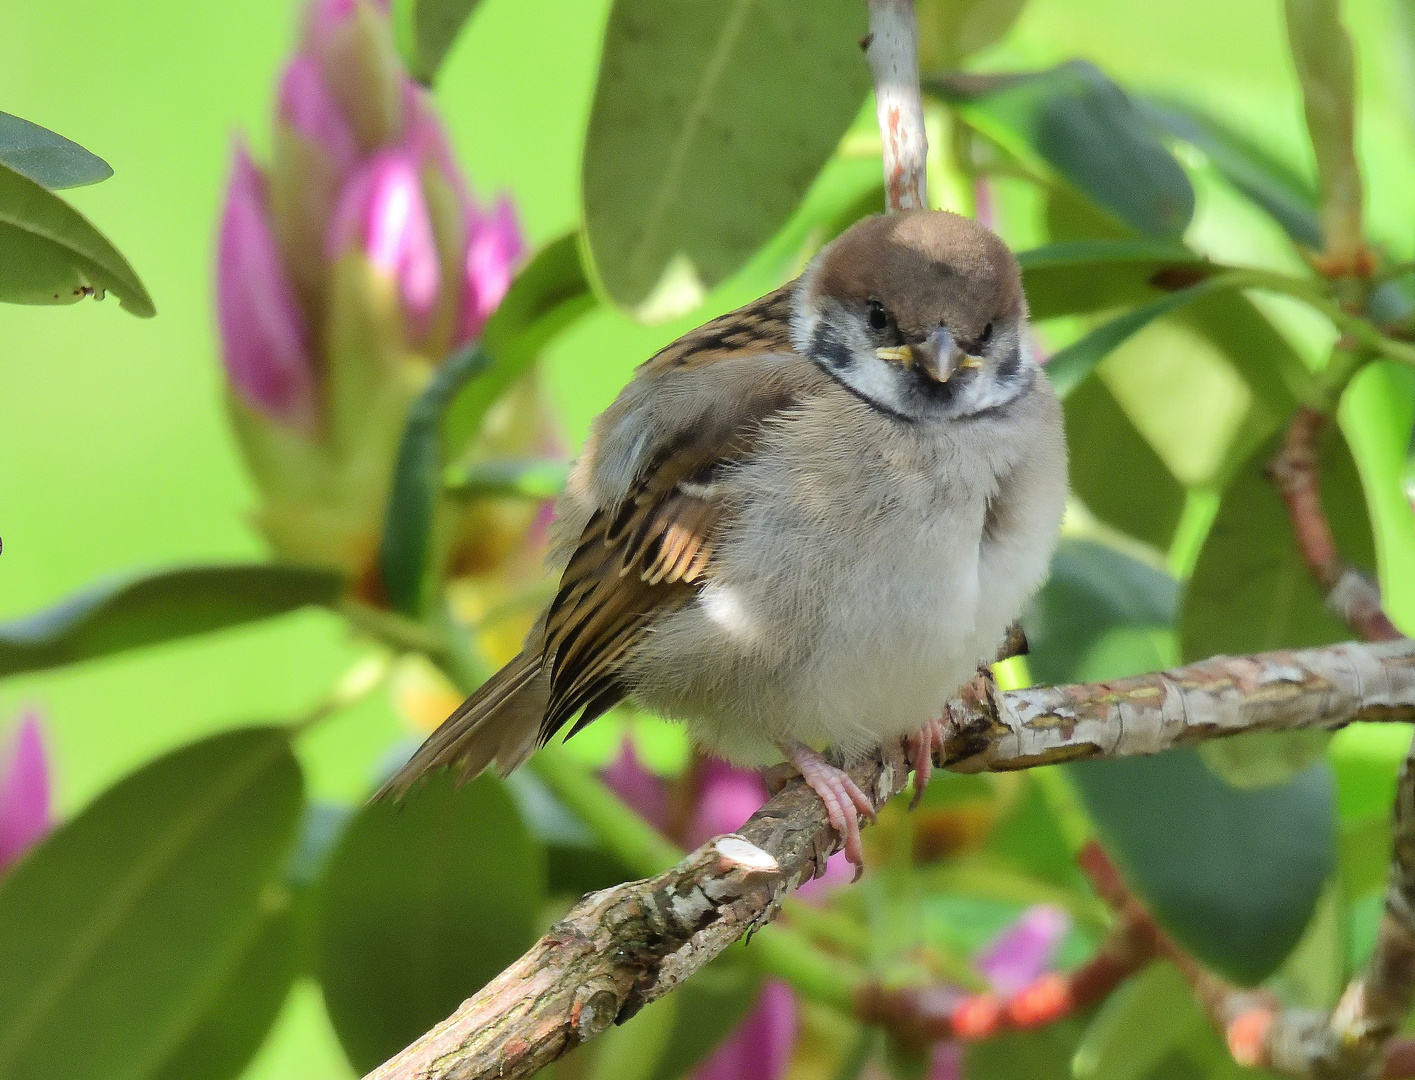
[4,1,1415,1076]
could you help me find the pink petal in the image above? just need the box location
[458,196,524,343]
[0,713,52,873]
[796,850,854,901]
[402,81,469,205]
[693,981,797,1080]
[278,54,360,179]
[599,739,670,833]
[683,759,768,850]
[975,904,1071,996]
[326,150,442,331]
[217,144,317,430]
[303,0,390,52]
[928,1042,964,1080]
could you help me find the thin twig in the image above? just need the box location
[1267,406,1402,643]
[864,0,928,211]
[362,639,1415,1080]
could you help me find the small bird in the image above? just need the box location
[380,210,1068,874]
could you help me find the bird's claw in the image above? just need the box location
[778,741,875,880]
[906,717,948,809]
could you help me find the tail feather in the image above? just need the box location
[374,650,549,802]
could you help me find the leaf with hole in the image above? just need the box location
[0,112,112,189]
[316,771,545,1072]
[581,0,869,314]
[0,160,153,314]
[0,727,303,1080]
[0,563,344,677]
[932,62,1194,240]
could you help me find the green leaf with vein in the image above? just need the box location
[316,772,544,1072]
[932,62,1194,240]
[1072,962,1205,1080]
[0,564,344,677]
[1018,239,1215,322]
[0,112,112,189]
[391,0,484,84]
[581,0,870,315]
[0,160,153,314]
[0,728,303,1080]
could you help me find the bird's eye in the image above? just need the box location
[867,299,889,331]
[980,321,994,344]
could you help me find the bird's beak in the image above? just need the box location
[912,328,983,384]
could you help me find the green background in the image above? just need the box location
[4,1,1415,1076]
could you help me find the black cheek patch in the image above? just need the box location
[810,324,854,371]
[994,342,1023,387]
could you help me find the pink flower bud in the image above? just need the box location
[928,1043,964,1080]
[217,144,318,431]
[693,980,797,1080]
[279,55,360,180]
[0,713,52,874]
[459,196,524,343]
[975,904,1071,996]
[326,150,442,333]
[303,0,391,54]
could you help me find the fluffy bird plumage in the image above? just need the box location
[379,210,1067,843]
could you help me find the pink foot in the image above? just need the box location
[779,741,876,880]
[907,717,948,809]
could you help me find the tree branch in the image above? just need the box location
[864,0,928,211]
[1267,405,1402,642]
[363,639,1415,1080]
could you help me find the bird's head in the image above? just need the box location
[793,210,1033,422]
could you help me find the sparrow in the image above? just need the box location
[380,210,1068,875]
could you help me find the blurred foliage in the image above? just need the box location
[4,1,1415,1080]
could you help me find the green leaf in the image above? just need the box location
[1069,750,1334,984]
[1044,277,1231,398]
[441,231,595,459]
[1183,426,1373,788]
[1181,425,1375,660]
[1024,537,1177,687]
[1063,376,1186,550]
[0,564,344,678]
[0,160,153,315]
[1018,239,1215,321]
[316,772,545,1072]
[0,112,112,189]
[1072,962,1205,1080]
[1284,0,1363,258]
[932,62,1194,239]
[149,903,297,1080]
[379,342,492,615]
[966,1018,1086,1080]
[1139,99,1321,249]
[0,728,304,1080]
[445,457,568,500]
[916,0,1030,72]
[581,0,870,314]
[392,0,484,84]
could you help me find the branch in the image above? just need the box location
[864,0,928,211]
[1267,405,1402,643]
[363,638,1415,1080]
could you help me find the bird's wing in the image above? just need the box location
[539,285,806,743]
